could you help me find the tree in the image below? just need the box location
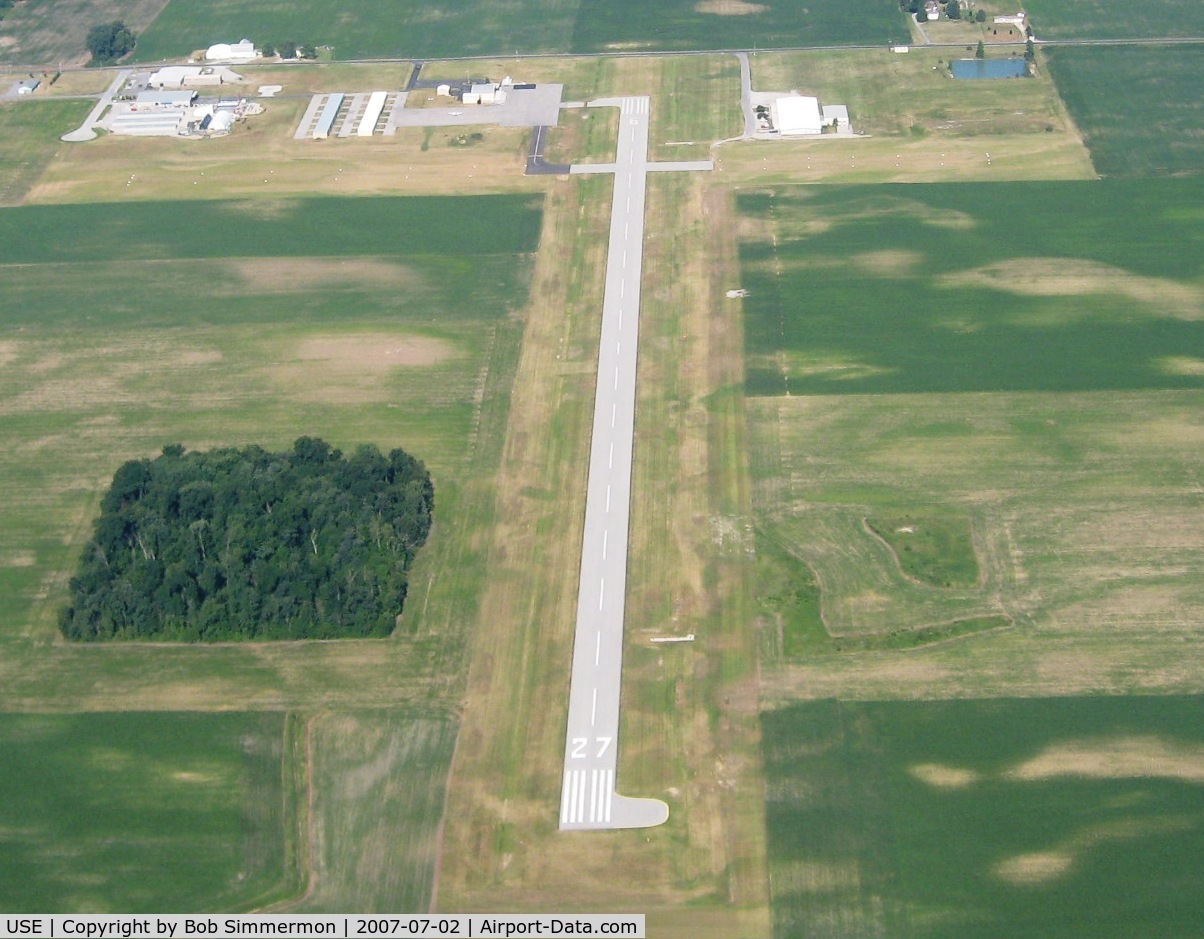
[1025,38,1036,63]
[946,0,961,20]
[975,8,987,22]
[976,40,985,59]
[86,21,136,65]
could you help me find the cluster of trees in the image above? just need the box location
[86,21,136,65]
[261,41,318,59]
[61,438,434,642]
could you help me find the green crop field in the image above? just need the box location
[762,696,1204,939]
[0,711,295,912]
[1045,46,1204,178]
[739,180,1204,396]
[570,0,908,53]
[131,0,908,63]
[1024,0,1204,40]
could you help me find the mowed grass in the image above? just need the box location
[0,100,92,204]
[739,179,1204,396]
[293,713,457,913]
[1045,46,1204,178]
[1024,0,1204,40]
[0,711,295,912]
[865,512,980,589]
[762,696,1204,939]
[0,195,539,711]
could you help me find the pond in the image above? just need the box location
[951,58,1030,79]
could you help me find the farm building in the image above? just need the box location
[15,78,40,95]
[822,104,850,132]
[148,66,242,88]
[109,110,185,136]
[994,13,1027,28]
[776,96,823,135]
[136,90,197,108]
[205,39,257,61]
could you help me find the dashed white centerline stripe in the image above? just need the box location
[602,529,608,559]
[606,485,611,511]
[599,578,605,610]
[611,403,616,427]
[608,443,613,469]
[595,631,601,665]
[591,688,597,725]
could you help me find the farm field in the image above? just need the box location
[0,711,296,912]
[738,179,1204,396]
[762,696,1204,939]
[1024,0,1204,40]
[130,0,907,63]
[0,0,168,66]
[0,194,539,712]
[1045,45,1204,178]
[290,713,458,912]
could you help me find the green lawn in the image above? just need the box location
[763,696,1204,939]
[1045,46,1204,178]
[739,180,1204,396]
[0,711,296,912]
[1025,0,1204,40]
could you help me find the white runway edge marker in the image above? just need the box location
[559,94,709,831]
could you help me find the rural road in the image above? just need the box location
[558,96,708,831]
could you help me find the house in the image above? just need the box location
[16,78,40,95]
[925,1,940,20]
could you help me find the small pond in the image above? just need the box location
[951,58,1030,79]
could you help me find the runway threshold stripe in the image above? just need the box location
[560,774,571,824]
[604,770,614,822]
[589,769,599,822]
[576,767,588,821]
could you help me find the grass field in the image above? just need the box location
[1045,46,1204,178]
[864,512,980,589]
[0,711,296,912]
[763,696,1204,938]
[0,100,91,204]
[716,48,1094,184]
[738,179,1204,396]
[1024,0,1204,40]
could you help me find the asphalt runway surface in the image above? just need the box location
[558,97,708,831]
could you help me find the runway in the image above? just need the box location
[558,97,709,831]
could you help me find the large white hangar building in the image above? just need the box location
[776,95,823,135]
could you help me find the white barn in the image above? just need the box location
[206,39,257,61]
[776,96,823,135]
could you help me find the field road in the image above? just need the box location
[559,97,709,831]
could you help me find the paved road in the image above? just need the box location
[60,69,129,142]
[558,96,709,831]
[736,52,756,138]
